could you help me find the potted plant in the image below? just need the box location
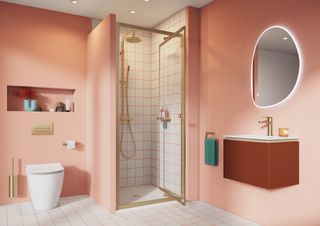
[15,88,37,111]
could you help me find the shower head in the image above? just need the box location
[125,32,142,43]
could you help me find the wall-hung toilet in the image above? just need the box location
[26,163,64,210]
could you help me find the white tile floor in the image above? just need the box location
[119,185,167,205]
[0,195,262,226]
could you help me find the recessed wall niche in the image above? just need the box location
[7,86,75,112]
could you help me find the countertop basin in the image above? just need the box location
[223,134,299,142]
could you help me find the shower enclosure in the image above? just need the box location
[117,15,186,209]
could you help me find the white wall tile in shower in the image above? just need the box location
[119,27,153,188]
[119,9,185,192]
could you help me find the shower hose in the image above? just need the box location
[120,65,136,160]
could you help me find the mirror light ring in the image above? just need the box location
[250,25,303,109]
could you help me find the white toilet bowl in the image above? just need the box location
[26,163,64,210]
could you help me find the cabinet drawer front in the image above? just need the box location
[269,142,299,188]
[224,140,269,188]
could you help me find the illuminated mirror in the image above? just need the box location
[252,26,301,108]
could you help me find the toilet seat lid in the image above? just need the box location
[26,163,64,175]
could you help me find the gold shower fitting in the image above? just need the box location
[258,116,273,136]
[120,30,142,56]
[119,30,142,160]
[125,32,142,43]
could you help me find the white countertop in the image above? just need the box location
[223,134,299,143]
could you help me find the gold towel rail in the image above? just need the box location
[205,132,215,139]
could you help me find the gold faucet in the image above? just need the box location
[258,116,273,136]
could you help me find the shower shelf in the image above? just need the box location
[7,85,75,112]
[157,117,171,123]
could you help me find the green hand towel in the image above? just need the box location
[205,138,218,166]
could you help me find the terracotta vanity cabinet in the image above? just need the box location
[223,140,299,189]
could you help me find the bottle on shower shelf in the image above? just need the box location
[160,106,170,129]
[160,106,169,119]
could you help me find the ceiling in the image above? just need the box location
[1,0,212,27]
[258,27,298,55]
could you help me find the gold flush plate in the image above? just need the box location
[32,122,54,135]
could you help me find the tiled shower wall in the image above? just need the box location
[151,10,186,196]
[119,27,153,187]
[119,9,186,192]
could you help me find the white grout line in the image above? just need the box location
[31,204,41,226]
[47,210,57,226]
[2,195,261,226]
[56,202,72,226]
[18,203,25,226]
[63,197,88,226]
[78,197,111,226]
[5,205,8,226]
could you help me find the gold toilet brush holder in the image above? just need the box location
[9,157,18,198]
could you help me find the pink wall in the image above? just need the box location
[186,7,201,201]
[86,14,117,213]
[0,2,91,204]
[200,0,320,225]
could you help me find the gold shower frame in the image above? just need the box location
[116,23,186,210]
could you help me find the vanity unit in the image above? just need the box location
[223,135,299,189]
[222,26,301,190]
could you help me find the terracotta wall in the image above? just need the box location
[200,0,320,225]
[86,14,117,213]
[186,6,200,201]
[0,2,91,204]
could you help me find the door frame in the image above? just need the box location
[158,26,187,205]
[116,23,186,210]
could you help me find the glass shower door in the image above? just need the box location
[158,27,186,205]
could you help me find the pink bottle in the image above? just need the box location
[160,107,169,119]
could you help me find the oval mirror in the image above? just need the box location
[252,26,301,108]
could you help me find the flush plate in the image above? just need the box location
[32,122,54,135]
